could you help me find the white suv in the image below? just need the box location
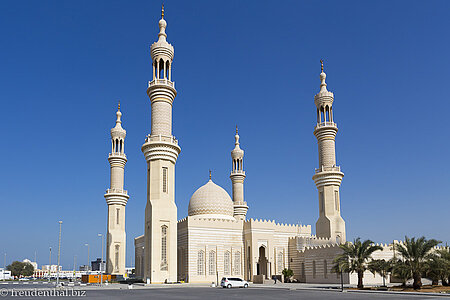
[220,277,249,288]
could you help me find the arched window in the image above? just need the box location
[234,251,241,275]
[166,60,170,80]
[159,58,165,79]
[209,250,216,275]
[323,259,328,278]
[160,225,168,271]
[224,251,230,275]
[197,250,205,275]
[277,252,284,274]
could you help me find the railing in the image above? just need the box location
[145,134,178,145]
[108,152,126,157]
[148,79,175,88]
[315,165,341,173]
[106,188,128,195]
[315,122,337,128]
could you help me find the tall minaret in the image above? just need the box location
[141,6,181,283]
[104,102,129,275]
[230,127,248,220]
[312,60,346,243]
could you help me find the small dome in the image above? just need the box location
[188,179,234,220]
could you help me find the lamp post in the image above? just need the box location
[3,253,6,281]
[48,247,52,281]
[56,221,62,287]
[84,244,90,274]
[98,234,104,286]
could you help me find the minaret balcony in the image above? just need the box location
[315,165,341,174]
[230,170,246,176]
[148,79,175,89]
[105,188,128,195]
[108,152,127,158]
[315,122,337,130]
[145,134,178,145]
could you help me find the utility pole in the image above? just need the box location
[48,247,52,282]
[56,221,62,287]
[73,255,77,282]
[84,244,90,274]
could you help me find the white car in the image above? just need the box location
[220,277,249,288]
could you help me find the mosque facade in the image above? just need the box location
[106,8,396,285]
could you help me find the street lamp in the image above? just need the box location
[3,253,6,281]
[84,244,90,274]
[48,247,52,282]
[56,221,62,287]
[98,234,104,286]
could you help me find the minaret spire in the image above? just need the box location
[230,127,248,220]
[104,105,129,276]
[312,63,346,243]
[142,8,180,283]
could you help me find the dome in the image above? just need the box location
[188,179,234,220]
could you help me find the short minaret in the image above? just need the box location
[141,6,180,283]
[104,102,129,275]
[230,127,248,220]
[312,60,346,243]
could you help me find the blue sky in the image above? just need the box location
[1,0,449,269]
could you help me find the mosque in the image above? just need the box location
[102,8,394,285]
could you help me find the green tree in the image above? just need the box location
[394,236,441,290]
[332,238,382,289]
[282,268,294,282]
[391,259,412,287]
[436,248,450,286]
[6,261,35,278]
[368,259,392,287]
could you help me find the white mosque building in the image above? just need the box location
[104,8,400,285]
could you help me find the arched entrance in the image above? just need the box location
[256,246,268,278]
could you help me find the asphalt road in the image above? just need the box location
[0,285,446,300]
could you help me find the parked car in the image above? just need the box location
[220,277,249,288]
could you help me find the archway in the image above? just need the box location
[256,246,268,278]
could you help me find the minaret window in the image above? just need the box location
[335,191,339,211]
[161,225,168,271]
[162,167,168,193]
[159,58,165,79]
[116,208,120,225]
[114,245,120,272]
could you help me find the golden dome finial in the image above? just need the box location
[209,169,212,180]
[236,125,238,134]
[161,3,164,19]
[118,100,121,110]
[320,59,324,72]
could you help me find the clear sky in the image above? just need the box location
[1,0,449,269]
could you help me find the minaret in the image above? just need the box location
[312,60,346,243]
[230,126,248,220]
[104,102,129,275]
[141,6,181,283]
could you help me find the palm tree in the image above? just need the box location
[332,238,382,289]
[437,248,450,286]
[425,255,445,285]
[391,259,412,287]
[368,259,392,287]
[394,236,441,290]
